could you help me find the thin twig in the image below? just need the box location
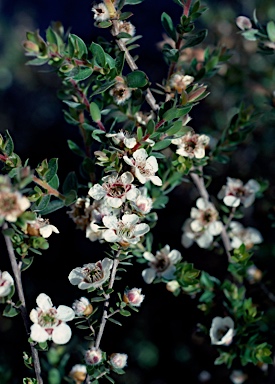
[95,251,120,349]
[3,222,43,384]
[111,20,159,112]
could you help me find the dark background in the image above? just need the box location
[1,0,275,383]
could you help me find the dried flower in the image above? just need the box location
[171,131,210,159]
[92,3,110,22]
[123,288,144,307]
[85,347,102,365]
[116,20,135,41]
[142,245,182,284]
[169,73,194,93]
[72,297,93,316]
[110,82,132,105]
[209,316,235,346]
[26,217,59,238]
[67,197,92,231]
[30,293,75,344]
[123,148,162,186]
[0,270,14,297]
[109,353,128,369]
[68,258,113,290]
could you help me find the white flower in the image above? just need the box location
[30,293,75,344]
[0,270,14,297]
[67,197,92,230]
[209,316,235,346]
[181,218,214,249]
[246,265,262,284]
[123,148,162,186]
[142,245,182,284]
[68,258,113,290]
[106,130,137,149]
[0,190,30,222]
[69,364,87,382]
[92,3,110,22]
[27,216,59,238]
[190,198,223,236]
[110,353,128,369]
[72,297,93,316]
[123,288,144,307]
[102,214,149,245]
[110,82,132,105]
[131,187,152,214]
[85,347,102,365]
[88,172,139,208]
[171,131,210,159]
[169,73,194,93]
[228,221,263,250]
[218,177,260,208]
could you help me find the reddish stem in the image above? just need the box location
[183,0,192,17]
[0,154,8,161]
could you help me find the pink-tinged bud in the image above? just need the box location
[166,280,180,293]
[23,41,39,53]
[236,16,252,31]
[187,85,209,102]
[72,297,93,316]
[109,353,128,369]
[123,288,144,307]
[85,347,102,365]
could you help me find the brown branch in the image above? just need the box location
[32,176,66,200]
[3,222,43,384]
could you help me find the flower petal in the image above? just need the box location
[52,323,72,344]
[30,323,49,343]
[88,184,106,200]
[36,293,53,311]
[68,268,83,286]
[56,305,75,322]
[168,250,182,263]
[142,268,156,284]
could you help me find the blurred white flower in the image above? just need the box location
[123,148,162,186]
[228,221,263,250]
[69,364,87,383]
[209,316,235,346]
[169,73,194,93]
[236,16,252,30]
[68,258,113,290]
[106,130,137,149]
[230,369,248,384]
[30,293,75,344]
[218,177,260,208]
[190,198,223,236]
[110,82,132,105]
[142,245,182,284]
[110,353,128,369]
[171,131,210,159]
[181,218,214,249]
[131,187,152,214]
[0,270,14,297]
[0,190,30,222]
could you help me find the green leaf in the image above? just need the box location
[120,309,131,316]
[126,70,148,88]
[4,130,14,156]
[98,21,112,28]
[62,171,78,194]
[115,51,125,75]
[39,199,65,215]
[90,42,106,68]
[45,158,58,183]
[181,29,208,49]
[67,140,85,157]
[90,102,101,122]
[124,0,144,4]
[119,12,133,20]
[153,139,171,151]
[267,21,275,42]
[3,304,20,317]
[33,195,51,212]
[90,297,106,302]
[161,12,177,41]
[26,57,49,66]
[48,174,59,189]
[107,317,122,326]
[69,34,88,58]
[21,257,34,272]
[64,190,77,206]
[91,80,116,96]
[92,129,106,142]
[72,67,93,81]
[2,228,15,237]
[163,106,192,121]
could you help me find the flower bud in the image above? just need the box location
[123,288,144,307]
[69,364,87,383]
[0,271,14,297]
[72,297,93,316]
[166,280,180,292]
[187,85,209,102]
[85,347,102,365]
[236,16,252,30]
[109,353,128,369]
